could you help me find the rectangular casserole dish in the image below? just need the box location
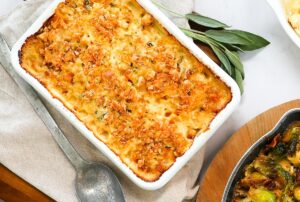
[10,0,241,190]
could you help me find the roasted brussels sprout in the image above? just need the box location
[251,189,276,202]
[233,122,300,202]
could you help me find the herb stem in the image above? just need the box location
[181,27,226,50]
[180,27,229,50]
[179,27,204,34]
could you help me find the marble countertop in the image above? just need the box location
[2,0,300,184]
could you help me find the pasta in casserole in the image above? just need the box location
[20,0,232,181]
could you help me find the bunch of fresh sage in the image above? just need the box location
[153,1,270,93]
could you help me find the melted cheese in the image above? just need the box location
[20,0,232,181]
[283,0,300,36]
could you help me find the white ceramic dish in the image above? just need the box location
[267,0,300,49]
[10,0,240,190]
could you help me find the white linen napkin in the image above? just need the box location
[0,0,205,201]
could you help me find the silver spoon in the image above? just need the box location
[0,35,125,202]
[59,136,125,202]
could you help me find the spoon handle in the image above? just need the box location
[0,35,86,170]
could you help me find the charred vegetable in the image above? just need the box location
[233,122,300,202]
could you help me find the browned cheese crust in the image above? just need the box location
[20,0,232,181]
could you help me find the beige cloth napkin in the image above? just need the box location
[0,0,205,201]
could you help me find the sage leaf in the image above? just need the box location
[181,29,222,49]
[186,13,229,29]
[182,29,211,45]
[205,30,251,45]
[211,46,232,75]
[157,2,271,94]
[226,30,270,51]
[224,43,244,52]
[224,49,245,79]
[234,69,244,94]
[182,29,244,93]
[182,30,234,74]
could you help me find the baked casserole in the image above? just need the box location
[20,0,232,181]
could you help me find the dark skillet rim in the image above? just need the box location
[222,108,300,202]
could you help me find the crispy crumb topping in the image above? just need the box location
[20,0,232,181]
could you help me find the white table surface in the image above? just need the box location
[1,0,300,185]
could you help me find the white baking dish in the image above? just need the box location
[10,0,241,190]
[266,0,300,49]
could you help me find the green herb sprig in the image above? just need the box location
[153,1,270,93]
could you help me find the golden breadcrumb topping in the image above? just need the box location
[20,0,232,181]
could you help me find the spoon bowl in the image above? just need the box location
[76,163,125,202]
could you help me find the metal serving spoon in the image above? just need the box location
[0,35,125,202]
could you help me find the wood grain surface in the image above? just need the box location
[197,99,300,202]
[0,164,54,202]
